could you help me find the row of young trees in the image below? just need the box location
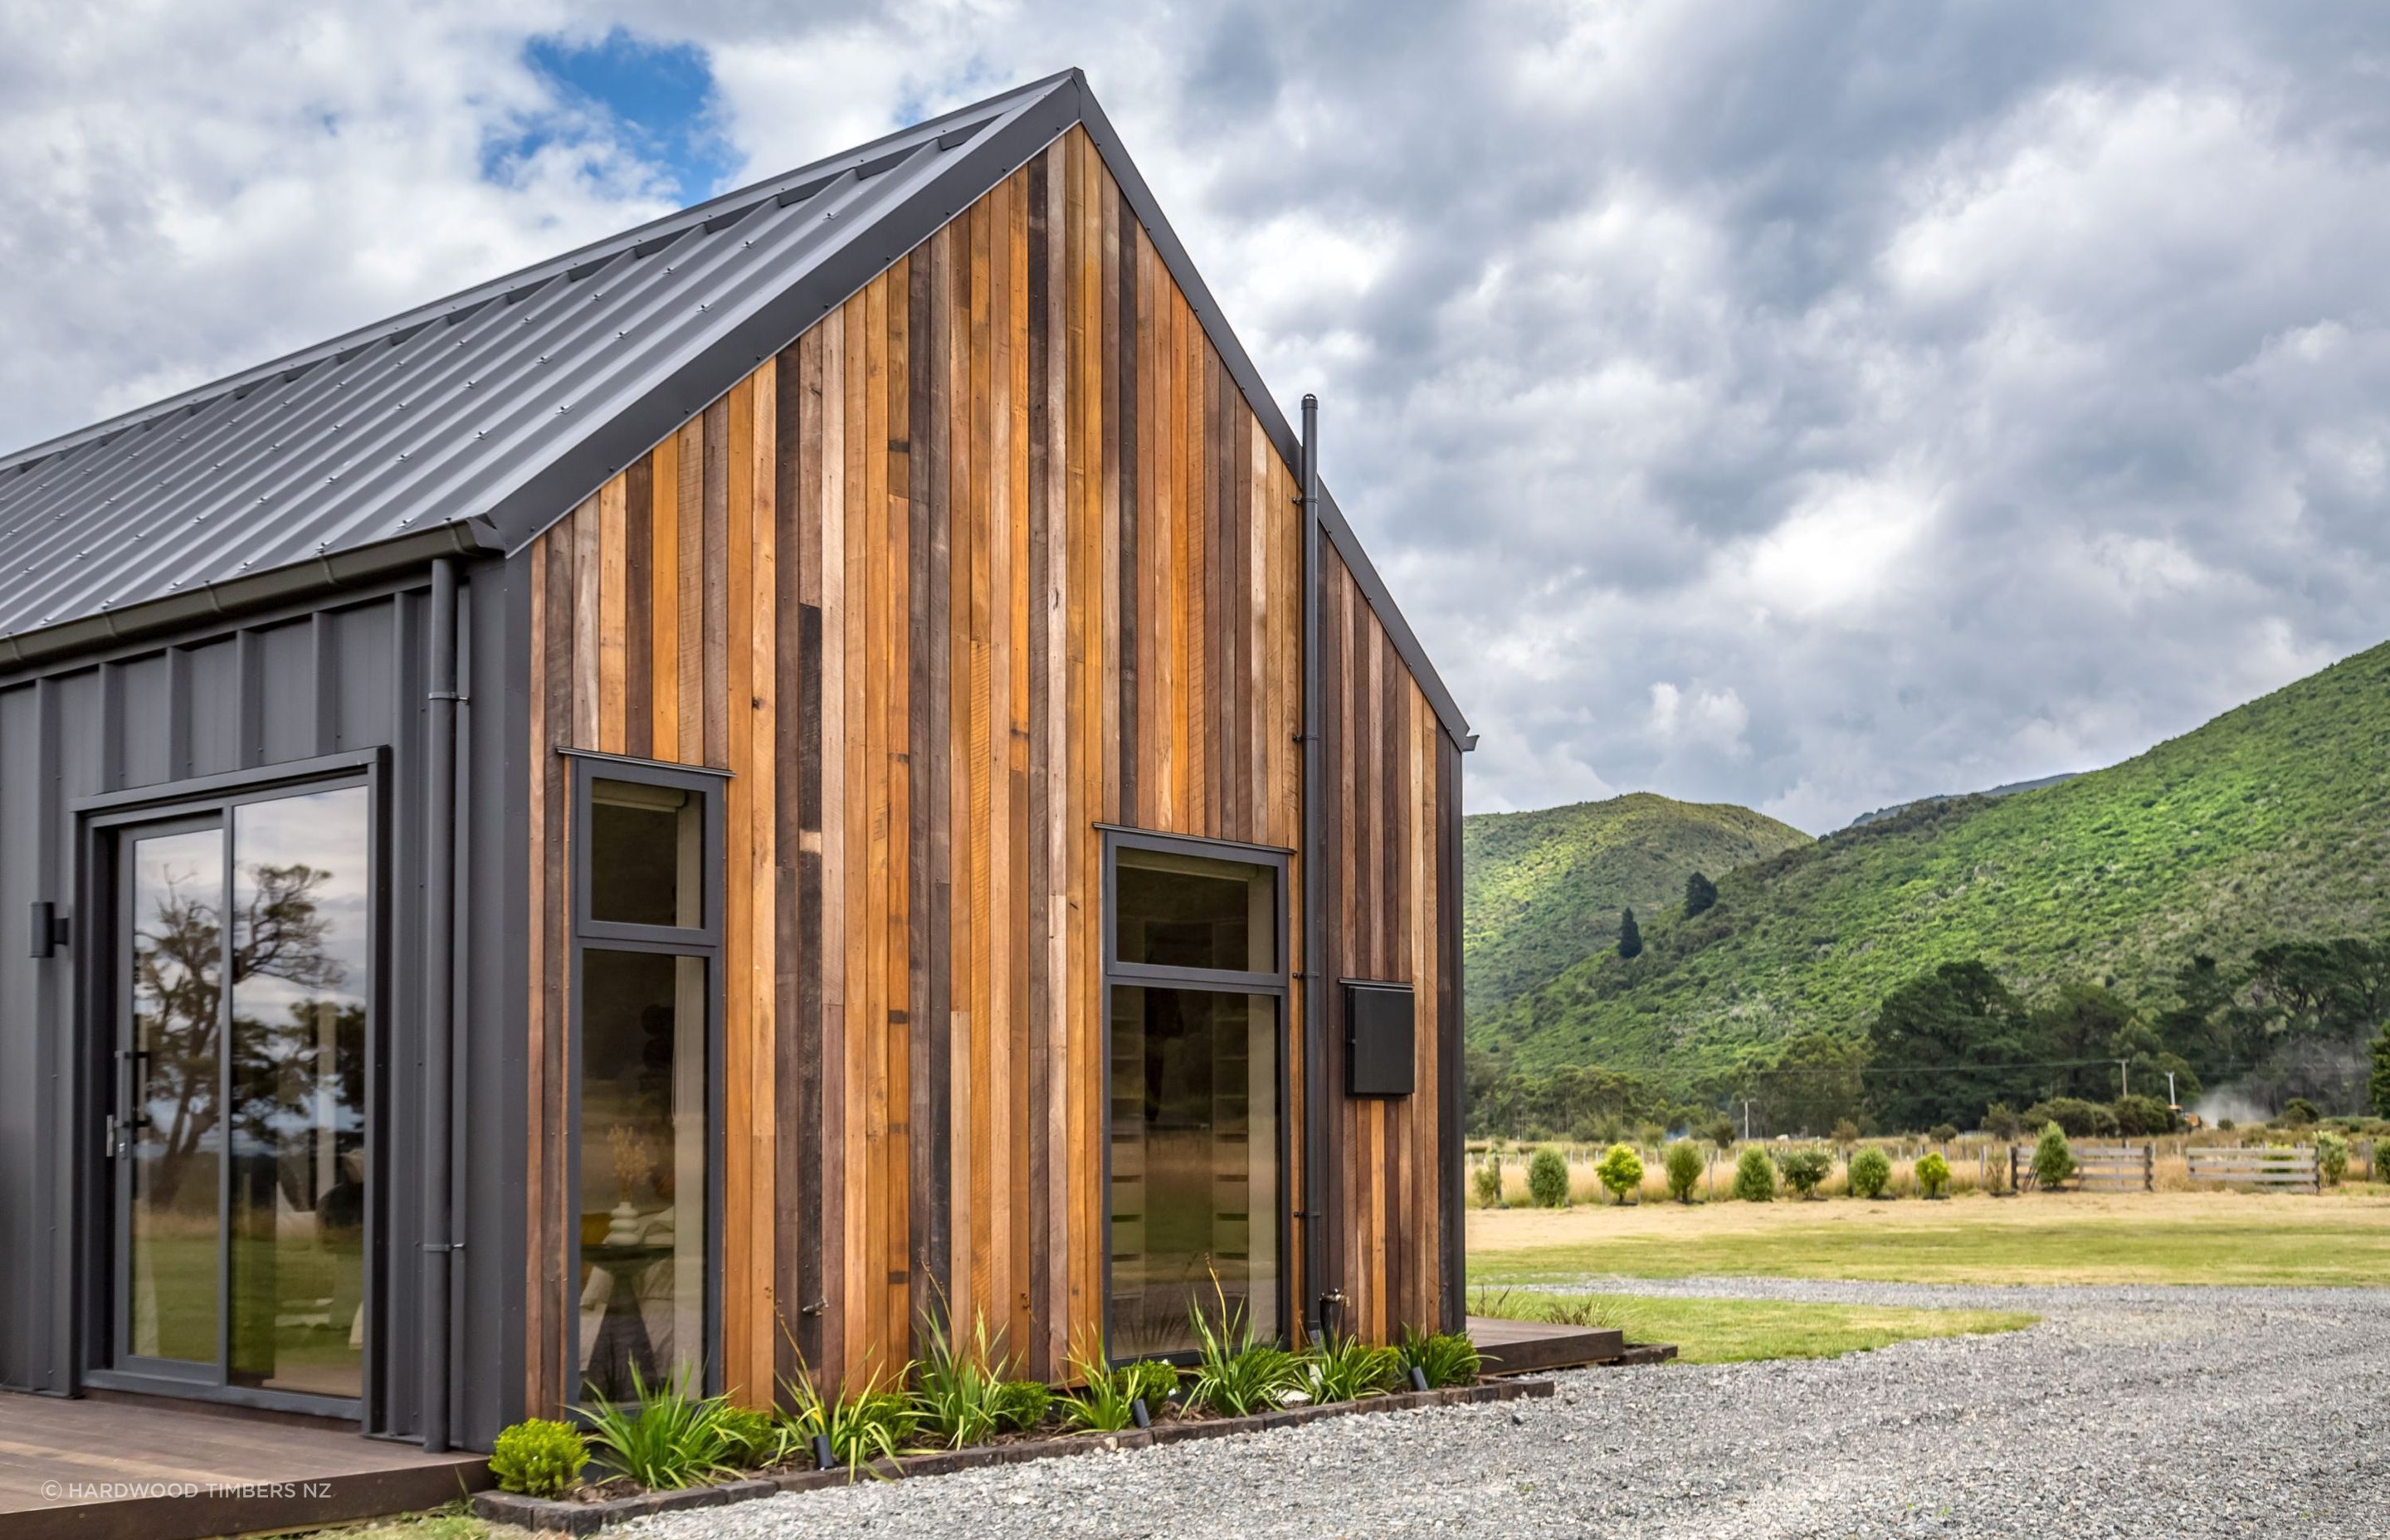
[1469,932,2390,1140]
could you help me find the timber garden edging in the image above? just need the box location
[472,1379,1556,1535]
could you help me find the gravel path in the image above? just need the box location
[622,1282,2390,1539]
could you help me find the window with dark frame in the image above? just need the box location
[1101,829,1289,1361]
[568,756,723,1406]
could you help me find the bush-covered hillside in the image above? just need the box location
[1472,639,2390,1090]
[1462,792,1812,1018]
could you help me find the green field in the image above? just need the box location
[1480,1289,2038,1364]
[1470,1191,2390,1290]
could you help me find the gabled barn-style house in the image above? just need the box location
[0,71,1471,1455]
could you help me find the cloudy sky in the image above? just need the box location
[7,2,2388,831]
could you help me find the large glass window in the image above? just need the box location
[572,758,719,1404]
[1105,833,1285,1359]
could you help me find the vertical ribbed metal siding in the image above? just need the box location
[0,563,524,1446]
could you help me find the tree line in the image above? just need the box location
[1469,929,2390,1141]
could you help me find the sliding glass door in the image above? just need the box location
[111,781,374,1409]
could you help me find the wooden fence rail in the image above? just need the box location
[2187,1146,2320,1192]
[2071,1143,2155,1192]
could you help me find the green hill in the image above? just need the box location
[1462,792,1812,1019]
[1473,639,2390,1089]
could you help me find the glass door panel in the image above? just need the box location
[124,825,227,1368]
[1107,987,1279,1357]
[226,786,372,1397]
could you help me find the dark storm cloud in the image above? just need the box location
[7,2,2388,828]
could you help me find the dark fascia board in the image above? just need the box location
[1068,77,1475,750]
[0,516,501,674]
[472,79,1085,558]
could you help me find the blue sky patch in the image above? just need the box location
[489,27,736,206]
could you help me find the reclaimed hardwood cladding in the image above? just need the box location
[524,127,1455,1411]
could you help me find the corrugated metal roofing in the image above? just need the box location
[0,69,1470,743]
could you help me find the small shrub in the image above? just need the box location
[1983,1102,2022,1141]
[713,1406,785,1469]
[1472,1155,1502,1207]
[1831,1118,1860,1148]
[490,1417,587,1497]
[2113,1094,2176,1137]
[1929,1123,1959,1147]
[993,1379,1053,1432]
[2217,1118,2237,1132]
[2032,1122,2076,1190]
[1778,1146,1832,1199]
[1663,1139,1704,1203]
[1732,1145,1777,1201]
[1916,1150,1952,1198]
[2282,1097,2321,1127]
[1709,1117,1737,1152]
[1527,1147,1571,1208]
[1398,1326,1482,1389]
[2023,1098,2118,1138]
[1596,1142,1645,1205]
[1847,1146,1893,1200]
[2317,1129,2350,1187]
[1302,1334,1404,1402]
[582,1364,738,1491]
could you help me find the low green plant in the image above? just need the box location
[1596,1142,1645,1205]
[993,1378,1053,1432]
[1983,1102,2022,1140]
[1302,1333,1404,1403]
[2032,1122,2077,1190]
[581,1364,738,1491]
[913,1306,1013,1449]
[2317,1128,2350,1187]
[489,1416,587,1497]
[1709,1117,1737,1151]
[1847,1146,1893,1200]
[1732,1144,1777,1201]
[1527,1146,1570,1208]
[781,1357,918,1479]
[712,1405,793,1469]
[2282,1097,2321,1127]
[1472,1155,1502,1207]
[1397,1326,1481,1389]
[1060,1338,1139,1432]
[1916,1149,1952,1198]
[1778,1145,1832,1199]
[1929,1123,1960,1147]
[1663,1139,1704,1203]
[1187,1277,1298,1416]
[1831,1118,1860,1148]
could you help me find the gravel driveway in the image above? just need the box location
[621,1282,2390,1539]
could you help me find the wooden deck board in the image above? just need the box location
[0,1391,486,1539]
[1468,1314,1627,1375]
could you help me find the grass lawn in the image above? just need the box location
[1469,1189,2390,1289]
[1486,1291,2038,1364]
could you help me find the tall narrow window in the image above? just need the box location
[571,761,721,1404]
[1104,833,1287,1359]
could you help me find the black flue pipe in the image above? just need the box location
[1299,395,1329,1340]
[420,557,460,1450]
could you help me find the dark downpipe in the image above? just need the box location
[1300,396,1330,1340]
[421,558,460,1450]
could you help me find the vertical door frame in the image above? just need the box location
[71,747,388,1421]
[1095,824,1294,1362]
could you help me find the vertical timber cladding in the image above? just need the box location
[525,125,1453,1410]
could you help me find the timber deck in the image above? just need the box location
[1470,1314,1655,1375]
[0,1391,486,1540]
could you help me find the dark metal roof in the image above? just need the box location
[0,70,1470,745]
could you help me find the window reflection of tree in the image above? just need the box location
[138,860,352,1207]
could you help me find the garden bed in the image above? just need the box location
[473,1379,1554,1536]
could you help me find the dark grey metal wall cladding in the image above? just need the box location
[0,563,526,1448]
